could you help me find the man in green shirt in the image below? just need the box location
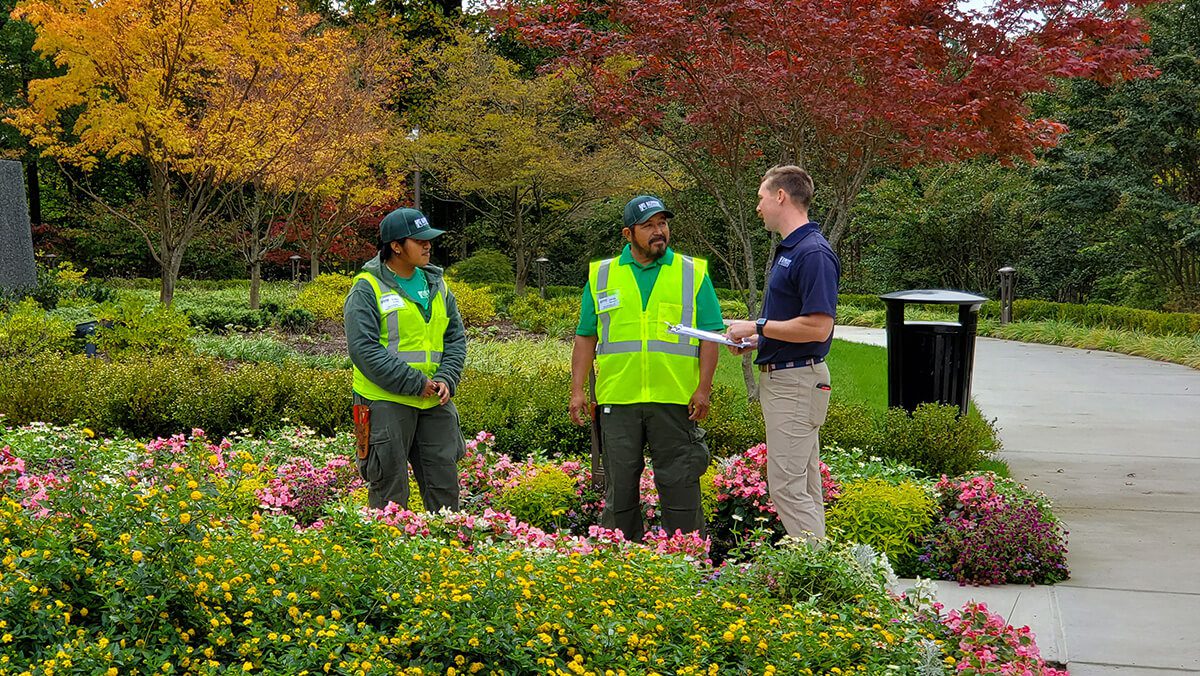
[569,195,724,541]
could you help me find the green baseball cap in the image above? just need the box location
[379,207,445,242]
[623,195,674,228]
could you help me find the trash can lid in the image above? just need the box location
[879,289,988,305]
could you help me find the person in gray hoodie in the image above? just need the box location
[343,207,468,511]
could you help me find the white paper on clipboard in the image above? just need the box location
[665,322,750,348]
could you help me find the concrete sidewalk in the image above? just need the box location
[836,326,1200,674]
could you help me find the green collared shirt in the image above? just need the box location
[576,244,724,336]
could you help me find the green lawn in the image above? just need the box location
[714,338,889,412]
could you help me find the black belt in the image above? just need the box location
[759,357,824,373]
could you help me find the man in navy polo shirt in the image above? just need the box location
[725,165,840,540]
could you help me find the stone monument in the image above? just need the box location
[0,160,37,292]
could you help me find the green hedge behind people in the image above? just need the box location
[569,195,724,542]
[726,166,840,540]
[343,207,468,511]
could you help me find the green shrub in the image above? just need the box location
[94,300,194,357]
[719,298,749,319]
[181,303,268,332]
[821,444,924,485]
[295,273,353,322]
[1009,298,1200,336]
[452,283,498,326]
[192,334,298,363]
[455,366,588,459]
[878,403,998,477]
[488,285,518,315]
[731,539,894,608]
[821,399,881,452]
[699,464,719,518]
[838,293,886,310]
[491,464,580,530]
[507,293,579,338]
[544,285,582,300]
[0,299,75,358]
[467,338,571,376]
[276,307,316,333]
[702,384,765,457]
[827,478,936,573]
[0,354,350,437]
[448,249,514,285]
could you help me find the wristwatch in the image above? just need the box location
[755,317,768,336]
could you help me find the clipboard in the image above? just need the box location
[665,322,750,348]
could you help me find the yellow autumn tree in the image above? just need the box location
[405,32,662,294]
[9,0,397,303]
[224,35,400,308]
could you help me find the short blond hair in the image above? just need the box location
[763,165,814,208]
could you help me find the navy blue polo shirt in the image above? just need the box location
[756,222,841,365]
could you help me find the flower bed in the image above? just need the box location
[0,422,1067,673]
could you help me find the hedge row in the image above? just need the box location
[1,353,996,475]
[839,293,1200,337]
[0,355,763,459]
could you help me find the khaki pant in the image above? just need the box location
[598,403,710,542]
[758,361,832,539]
[354,393,466,511]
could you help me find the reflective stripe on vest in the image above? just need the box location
[350,272,449,409]
[589,254,706,405]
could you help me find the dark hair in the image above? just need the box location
[379,238,408,261]
[763,165,815,208]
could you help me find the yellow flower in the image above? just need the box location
[131,551,144,563]
[82,428,95,439]
[179,513,191,525]
[190,491,203,501]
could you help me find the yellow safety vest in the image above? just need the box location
[350,272,448,409]
[588,254,706,405]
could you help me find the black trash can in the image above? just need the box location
[879,289,988,416]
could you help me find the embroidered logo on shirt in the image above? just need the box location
[778,257,792,268]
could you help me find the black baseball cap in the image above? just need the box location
[380,207,445,242]
[623,195,674,228]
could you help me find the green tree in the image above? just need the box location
[850,162,1038,295]
[0,0,56,224]
[1034,0,1200,310]
[406,32,660,294]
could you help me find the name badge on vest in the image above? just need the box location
[380,293,405,313]
[597,290,621,313]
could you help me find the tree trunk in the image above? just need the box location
[159,243,185,305]
[512,189,528,294]
[309,251,320,280]
[741,352,758,402]
[249,260,263,310]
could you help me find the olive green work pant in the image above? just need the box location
[354,393,466,512]
[598,403,710,542]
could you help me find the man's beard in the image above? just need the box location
[635,237,667,261]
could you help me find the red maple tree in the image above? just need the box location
[503,0,1156,306]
